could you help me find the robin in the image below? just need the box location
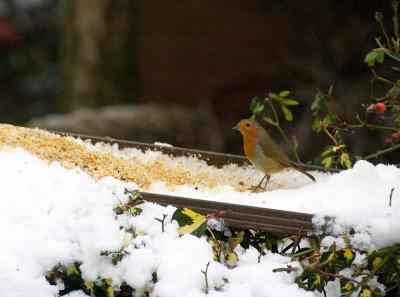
[233,118,315,191]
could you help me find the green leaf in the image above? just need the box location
[340,279,355,294]
[172,207,207,237]
[323,114,335,126]
[359,287,372,297]
[281,105,293,121]
[84,280,94,293]
[107,286,115,297]
[376,50,385,64]
[229,231,245,249]
[364,50,385,67]
[279,90,290,98]
[307,272,326,292]
[225,251,238,267]
[320,146,333,157]
[322,156,333,168]
[311,93,323,111]
[250,98,264,118]
[365,51,378,67]
[340,153,352,169]
[332,144,347,153]
[339,249,356,265]
[372,288,383,297]
[280,98,299,106]
[268,92,279,100]
[66,264,79,276]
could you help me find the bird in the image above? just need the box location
[233,118,315,192]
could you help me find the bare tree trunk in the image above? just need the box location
[59,0,137,111]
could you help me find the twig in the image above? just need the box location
[390,187,395,207]
[340,123,400,132]
[272,266,298,273]
[385,283,400,294]
[371,69,394,85]
[291,229,303,254]
[201,262,210,294]
[291,248,315,258]
[265,99,301,162]
[363,142,400,160]
[374,91,400,101]
[155,214,168,233]
[376,12,392,49]
[315,269,362,285]
[323,127,339,146]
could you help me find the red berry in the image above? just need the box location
[375,102,386,113]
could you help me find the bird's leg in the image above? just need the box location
[261,173,271,191]
[248,173,270,193]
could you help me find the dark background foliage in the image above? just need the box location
[0,0,394,161]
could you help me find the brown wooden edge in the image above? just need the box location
[51,130,340,173]
[140,192,314,234]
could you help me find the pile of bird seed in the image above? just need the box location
[0,124,261,191]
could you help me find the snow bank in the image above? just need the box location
[0,148,312,297]
[151,160,400,249]
[0,144,399,296]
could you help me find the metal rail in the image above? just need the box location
[51,130,334,234]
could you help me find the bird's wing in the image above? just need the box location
[258,131,292,168]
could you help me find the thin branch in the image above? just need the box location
[374,91,400,101]
[291,229,303,254]
[363,142,400,160]
[201,262,210,294]
[155,214,168,233]
[323,127,339,146]
[316,269,362,285]
[390,187,395,207]
[266,99,301,162]
[371,69,394,85]
[341,123,400,132]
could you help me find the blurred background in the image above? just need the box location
[0,0,394,160]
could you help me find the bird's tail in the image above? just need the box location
[291,163,316,182]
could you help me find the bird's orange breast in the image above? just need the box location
[241,128,258,161]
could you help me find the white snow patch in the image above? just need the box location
[0,148,314,297]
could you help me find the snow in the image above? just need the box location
[0,145,399,296]
[148,160,400,250]
[0,147,312,297]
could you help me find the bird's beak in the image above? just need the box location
[232,125,239,131]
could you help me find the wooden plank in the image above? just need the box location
[52,130,339,173]
[140,192,314,234]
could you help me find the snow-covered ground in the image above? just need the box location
[90,140,400,250]
[150,160,400,250]
[0,146,399,296]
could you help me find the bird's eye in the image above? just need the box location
[245,123,250,127]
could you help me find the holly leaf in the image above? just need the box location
[307,273,326,292]
[322,156,334,168]
[340,279,355,294]
[337,249,356,268]
[225,252,238,268]
[340,152,352,169]
[84,280,94,294]
[359,287,372,297]
[172,207,207,237]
